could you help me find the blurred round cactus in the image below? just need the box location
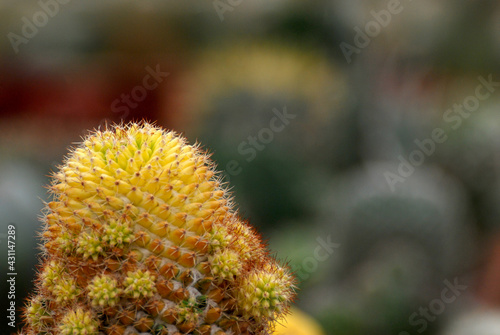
[326,162,474,281]
[18,123,295,335]
[174,42,355,227]
[179,42,352,168]
[303,162,476,334]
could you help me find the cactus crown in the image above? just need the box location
[19,122,295,335]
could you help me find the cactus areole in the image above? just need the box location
[19,122,296,335]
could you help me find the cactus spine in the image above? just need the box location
[19,122,295,335]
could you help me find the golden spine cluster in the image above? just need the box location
[19,122,295,335]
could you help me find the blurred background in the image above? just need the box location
[1,0,500,334]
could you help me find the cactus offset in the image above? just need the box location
[19,122,296,335]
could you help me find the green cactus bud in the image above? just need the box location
[124,269,156,299]
[18,122,296,335]
[102,218,133,249]
[76,231,104,261]
[59,309,98,335]
[25,297,52,331]
[209,249,241,281]
[237,263,295,319]
[54,231,75,254]
[41,260,64,290]
[53,277,81,304]
[87,275,121,307]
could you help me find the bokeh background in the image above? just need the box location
[1,1,500,334]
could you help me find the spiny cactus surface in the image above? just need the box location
[19,123,295,335]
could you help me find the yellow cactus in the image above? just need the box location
[19,122,296,335]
